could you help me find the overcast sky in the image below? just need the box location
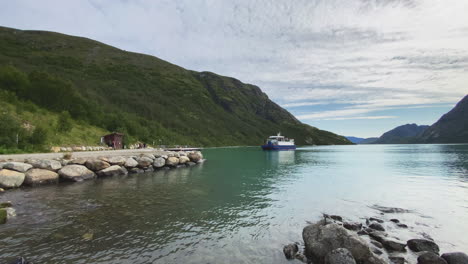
[1,0,467,137]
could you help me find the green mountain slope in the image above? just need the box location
[0,26,351,150]
[373,123,429,144]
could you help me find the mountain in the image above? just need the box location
[359,137,379,144]
[346,136,379,144]
[346,136,365,144]
[418,95,468,143]
[373,124,429,144]
[0,26,351,151]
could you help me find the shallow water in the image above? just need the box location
[1,145,467,263]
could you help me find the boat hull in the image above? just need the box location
[261,144,296,151]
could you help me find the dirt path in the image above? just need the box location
[0,149,168,161]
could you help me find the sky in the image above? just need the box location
[0,0,467,138]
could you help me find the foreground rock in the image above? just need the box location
[302,220,385,264]
[58,165,96,182]
[24,169,59,186]
[441,252,468,264]
[0,170,25,188]
[283,243,299,260]
[408,239,439,254]
[418,252,448,264]
[96,165,128,177]
[325,248,357,264]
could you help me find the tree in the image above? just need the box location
[0,113,22,148]
[29,126,48,146]
[57,111,73,132]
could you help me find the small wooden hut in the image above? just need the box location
[102,132,124,149]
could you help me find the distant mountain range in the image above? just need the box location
[348,94,468,144]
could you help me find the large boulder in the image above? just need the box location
[303,220,385,264]
[188,152,203,162]
[2,162,32,173]
[108,156,126,166]
[58,165,96,182]
[407,239,439,254]
[96,165,128,177]
[179,156,190,164]
[165,157,180,167]
[137,157,153,168]
[418,252,448,264]
[325,248,357,264]
[124,158,138,168]
[0,169,25,188]
[29,159,62,171]
[153,157,166,168]
[24,169,59,186]
[441,252,468,264]
[85,159,110,171]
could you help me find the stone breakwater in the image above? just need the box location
[283,210,468,264]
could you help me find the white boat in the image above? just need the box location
[261,133,296,150]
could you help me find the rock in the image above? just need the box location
[0,187,4,192]
[9,257,33,264]
[186,162,197,167]
[283,243,299,260]
[2,162,32,173]
[371,241,383,249]
[108,156,126,166]
[98,156,109,162]
[69,158,87,165]
[142,154,156,160]
[344,222,362,231]
[389,256,405,264]
[58,165,96,182]
[371,205,410,213]
[96,165,128,177]
[29,159,62,171]
[153,157,165,168]
[1,201,12,208]
[407,239,439,254]
[0,169,25,188]
[176,164,186,169]
[372,248,383,255]
[369,223,385,231]
[24,169,59,186]
[303,220,386,264]
[165,157,180,167]
[295,253,307,263]
[128,168,144,174]
[418,252,448,264]
[368,230,387,243]
[0,208,6,224]
[357,230,368,236]
[441,252,468,264]
[330,215,343,221]
[188,152,203,162]
[382,239,407,252]
[6,207,16,218]
[390,219,400,223]
[124,158,138,168]
[137,157,153,168]
[325,248,357,264]
[179,156,190,164]
[369,217,384,223]
[85,159,110,171]
[397,224,408,228]
[144,167,154,173]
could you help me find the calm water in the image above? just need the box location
[1,145,468,263]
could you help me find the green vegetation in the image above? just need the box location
[0,26,351,153]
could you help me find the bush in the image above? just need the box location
[57,111,73,132]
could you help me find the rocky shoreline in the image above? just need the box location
[283,210,468,264]
[0,150,204,225]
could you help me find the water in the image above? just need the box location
[1,145,467,263]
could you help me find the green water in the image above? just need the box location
[1,145,468,263]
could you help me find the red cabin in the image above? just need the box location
[102,132,124,149]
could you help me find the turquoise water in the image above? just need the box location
[1,145,467,263]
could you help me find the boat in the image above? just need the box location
[261,133,296,150]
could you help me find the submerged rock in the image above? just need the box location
[441,252,468,264]
[2,162,32,173]
[302,220,385,264]
[283,243,299,260]
[0,169,25,188]
[24,169,59,186]
[186,161,197,167]
[418,252,448,264]
[58,165,96,182]
[325,248,356,264]
[407,239,439,254]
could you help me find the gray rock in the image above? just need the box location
[5,207,16,218]
[96,165,128,177]
[382,239,407,252]
[389,256,405,264]
[144,167,154,173]
[390,219,400,223]
[0,169,25,188]
[371,205,410,213]
[58,165,96,182]
[188,152,203,162]
[283,243,299,260]
[2,162,32,173]
[153,157,165,168]
[441,252,468,264]
[369,217,384,223]
[418,252,448,264]
[165,157,179,167]
[124,158,138,168]
[186,162,197,167]
[397,223,408,228]
[407,239,439,254]
[368,230,388,243]
[329,215,343,221]
[303,220,386,264]
[325,248,357,264]
[137,157,153,168]
[108,156,126,166]
[344,222,362,231]
[24,169,59,186]
[85,159,110,171]
[30,159,62,171]
[369,223,385,231]
[372,248,383,255]
[295,253,307,263]
[371,241,383,249]
[69,158,87,165]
